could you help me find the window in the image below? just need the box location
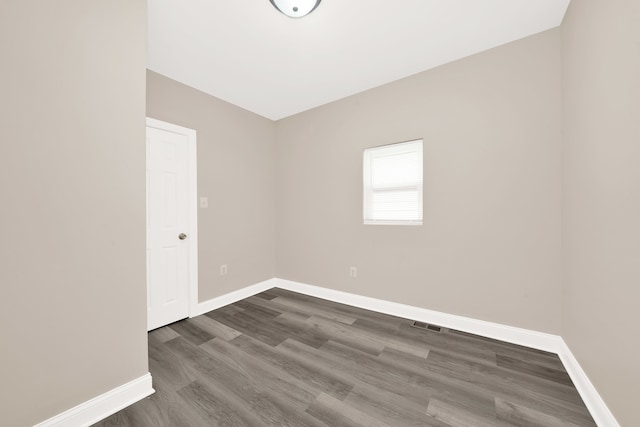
[363,139,423,225]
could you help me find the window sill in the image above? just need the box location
[364,220,422,226]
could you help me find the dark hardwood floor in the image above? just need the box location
[95,288,596,426]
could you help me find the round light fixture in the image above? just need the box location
[269,0,321,18]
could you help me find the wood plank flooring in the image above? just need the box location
[94,288,596,426]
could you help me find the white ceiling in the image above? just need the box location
[148,0,570,121]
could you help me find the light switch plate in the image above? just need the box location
[200,197,209,208]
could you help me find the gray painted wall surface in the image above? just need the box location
[0,1,148,425]
[562,1,640,425]
[275,29,563,334]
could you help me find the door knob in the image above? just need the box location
[178,233,187,240]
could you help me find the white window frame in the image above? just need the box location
[363,139,423,225]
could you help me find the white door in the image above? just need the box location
[146,119,197,331]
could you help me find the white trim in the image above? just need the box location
[364,220,423,226]
[273,279,619,425]
[558,340,620,427]
[190,278,277,317]
[34,373,154,427]
[190,278,619,426]
[145,117,199,322]
[273,278,563,353]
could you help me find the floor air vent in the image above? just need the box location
[411,321,442,332]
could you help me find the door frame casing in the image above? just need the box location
[146,117,199,320]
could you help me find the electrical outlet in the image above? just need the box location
[349,266,357,278]
[220,264,227,276]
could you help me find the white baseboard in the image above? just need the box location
[191,278,277,317]
[558,340,620,427]
[191,277,618,427]
[34,373,154,427]
[272,278,618,427]
[273,278,564,353]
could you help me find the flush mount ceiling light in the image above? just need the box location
[270,0,321,18]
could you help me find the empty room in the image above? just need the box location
[2,0,638,426]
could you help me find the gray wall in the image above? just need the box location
[275,29,563,334]
[146,71,276,302]
[0,1,148,426]
[561,1,640,425]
